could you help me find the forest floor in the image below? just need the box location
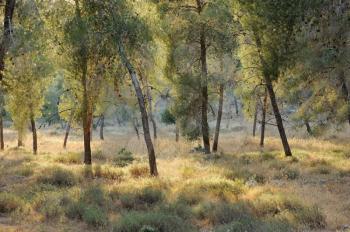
[0,125,349,232]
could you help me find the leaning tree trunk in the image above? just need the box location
[305,120,312,135]
[260,88,268,147]
[143,73,157,140]
[212,84,224,152]
[0,0,16,150]
[133,118,140,140]
[200,27,210,154]
[100,114,104,140]
[254,33,292,157]
[253,101,258,137]
[118,41,158,176]
[30,114,37,154]
[265,76,292,156]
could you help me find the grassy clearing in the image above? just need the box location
[0,128,349,231]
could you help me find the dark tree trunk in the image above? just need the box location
[30,115,37,154]
[234,96,239,115]
[200,28,210,154]
[100,114,104,140]
[133,118,140,140]
[0,0,16,150]
[18,136,23,147]
[118,41,158,176]
[305,120,312,135]
[175,123,179,142]
[0,113,4,150]
[260,88,268,147]
[265,76,292,156]
[141,72,157,140]
[339,71,350,125]
[63,109,74,149]
[254,33,292,157]
[253,101,258,137]
[213,84,224,152]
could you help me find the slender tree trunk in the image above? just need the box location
[212,84,224,152]
[339,71,350,125]
[17,134,23,147]
[0,0,16,150]
[234,96,239,115]
[253,101,258,137]
[30,115,37,154]
[133,118,140,140]
[305,120,312,135]
[175,123,179,142]
[100,114,104,140]
[260,88,268,147]
[254,33,292,157]
[200,27,210,154]
[63,109,74,149]
[142,73,157,140]
[118,41,158,176]
[0,113,4,150]
[81,63,92,165]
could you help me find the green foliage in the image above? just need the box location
[161,109,176,125]
[112,211,194,232]
[113,148,134,167]
[117,187,164,209]
[37,166,77,187]
[0,193,25,214]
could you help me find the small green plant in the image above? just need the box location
[16,164,35,177]
[118,187,164,209]
[113,148,134,167]
[282,168,300,180]
[37,166,77,187]
[93,150,106,161]
[82,205,108,228]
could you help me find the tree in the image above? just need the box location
[233,0,319,156]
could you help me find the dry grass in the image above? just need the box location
[0,124,349,231]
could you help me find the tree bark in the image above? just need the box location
[305,120,312,135]
[260,88,268,147]
[142,73,157,140]
[63,109,74,149]
[175,122,179,142]
[17,134,23,147]
[117,41,158,176]
[133,117,140,140]
[212,84,224,152]
[200,27,210,154]
[254,33,292,157]
[30,115,37,154]
[253,101,258,137]
[0,0,16,150]
[100,114,104,140]
[339,71,350,125]
[234,96,239,115]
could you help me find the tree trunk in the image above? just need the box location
[133,118,140,140]
[234,96,239,115]
[0,0,16,150]
[0,113,4,150]
[260,88,268,147]
[143,73,157,140]
[253,101,258,137]
[81,63,92,165]
[200,27,210,154]
[63,109,74,149]
[212,84,224,152]
[100,114,104,140]
[254,33,292,157]
[118,41,158,176]
[339,71,350,125]
[30,115,37,154]
[18,134,23,147]
[305,120,312,135]
[175,122,179,142]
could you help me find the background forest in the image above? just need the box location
[0,0,349,231]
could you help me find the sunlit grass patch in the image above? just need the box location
[37,166,78,187]
[128,163,149,178]
[93,164,124,181]
[0,192,26,214]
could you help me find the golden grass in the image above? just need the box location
[0,125,349,231]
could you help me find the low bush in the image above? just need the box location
[112,211,194,232]
[80,185,110,209]
[93,150,106,161]
[294,206,326,229]
[16,164,35,177]
[37,166,77,187]
[113,148,134,167]
[93,165,124,181]
[118,187,164,209]
[0,193,25,214]
[282,168,300,180]
[82,205,108,228]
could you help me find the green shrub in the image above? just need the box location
[140,225,158,232]
[82,205,108,228]
[282,168,300,180]
[37,166,77,187]
[129,164,149,178]
[113,148,134,167]
[16,164,35,177]
[159,202,193,220]
[65,201,85,220]
[93,150,106,161]
[311,166,331,175]
[80,185,109,209]
[33,193,64,220]
[119,187,164,209]
[224,168,252,181]
[260,152,276,161]
[214,218,293,232]
[55,152,81,164]
[0,193,25,213]
[112,211,194,232]
[294,206,326,229]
